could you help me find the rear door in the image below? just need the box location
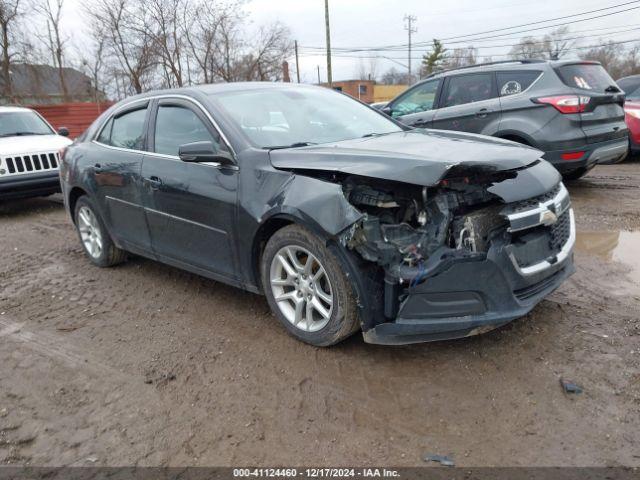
[141,97,239,278]
[432,72,501,134]
[91,101,152,251]
[554,62,627,144]
[388,78,442,128]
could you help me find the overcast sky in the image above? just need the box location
[63,0,640,83]
[246,0,639,82]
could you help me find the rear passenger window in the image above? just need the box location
[497,71,542,96]
[97,107,147,151]
[443,73,495,107]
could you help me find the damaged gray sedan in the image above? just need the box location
[60,82,575,346]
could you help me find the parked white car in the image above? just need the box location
[0,106,72,200]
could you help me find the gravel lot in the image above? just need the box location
[1,162,639,467]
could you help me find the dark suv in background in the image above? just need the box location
[383,60,628,180]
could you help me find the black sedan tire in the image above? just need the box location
[74,196,127,267]
[261,224,360,347]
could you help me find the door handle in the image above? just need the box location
[475,108,491,118]
[147,176,163,189]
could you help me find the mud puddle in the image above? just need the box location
[575,230,640,294]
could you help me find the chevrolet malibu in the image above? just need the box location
[59,83,575,346]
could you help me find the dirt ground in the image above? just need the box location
[0,162,639,467]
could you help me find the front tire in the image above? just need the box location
[261,225,360,347]
[74,196,126,267]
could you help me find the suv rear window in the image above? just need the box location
[497,71,541,96]
[556,64,616,91]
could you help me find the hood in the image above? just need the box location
[0,135,72,157]
[269,130,543,186]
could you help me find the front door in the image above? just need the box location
[91,102,152,251]
[432,72,501,134]
[141,98,239,278]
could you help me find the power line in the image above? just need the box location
[439,0,640,42]
[300,1,640,52]
[299,36,640,61]
[299,26,640,54]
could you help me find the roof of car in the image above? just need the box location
[0,105,33,113]
[110,82,322,108]
[423,59,603,80]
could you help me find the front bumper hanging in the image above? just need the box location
[362,185,576,345]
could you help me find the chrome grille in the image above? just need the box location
[1,152,59,176]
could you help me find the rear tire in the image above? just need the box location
[74,196,126,267]
[261,224,360,347]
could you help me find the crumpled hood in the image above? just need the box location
[0,135,72,157]
[269,129,544,186]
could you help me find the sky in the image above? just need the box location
[62,0,640,83]
[245,0,640,82]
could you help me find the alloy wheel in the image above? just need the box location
[269,245,334,332]
[77,206,103,259]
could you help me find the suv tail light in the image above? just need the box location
[533,95,591,114]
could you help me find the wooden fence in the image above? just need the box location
[29,102,114,138]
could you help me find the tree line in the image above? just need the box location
[0,0,293,101]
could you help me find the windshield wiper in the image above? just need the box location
[361,131,397,138]
[266,142,318,150]
[0,131,48,138]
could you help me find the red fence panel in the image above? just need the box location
[29,102,114,139]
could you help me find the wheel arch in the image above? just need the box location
[250,211,340,292]
[494,130,537,148]
[68,186,89,224]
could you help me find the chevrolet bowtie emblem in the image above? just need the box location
[541,209,558,226]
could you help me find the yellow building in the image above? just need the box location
[372,84,408,103]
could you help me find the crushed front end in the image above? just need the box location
[340,162,576,345]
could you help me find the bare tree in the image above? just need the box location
[78,34,106,102]
[86,0,157,94]
[146,0,184,87]
[0,0,21,99]
[35,0,69,100]
[443,46,477,69]
[380,67,410,85]
[542,27,574,60]
[355,57,379,81]
[508,36,546,60]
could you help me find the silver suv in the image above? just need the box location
[383,60,629,180]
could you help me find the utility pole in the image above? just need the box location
[295,40,301,83]
[404,14,417,83]
[324,0,332,86]
[317,65,321,84]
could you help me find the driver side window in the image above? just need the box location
[391,79,440,118]
[154,104,223,157]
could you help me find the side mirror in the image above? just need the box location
[178,141,234,165]
[58,127,70,137]
[381,106,393,116]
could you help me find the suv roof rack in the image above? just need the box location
[425,59,547,79]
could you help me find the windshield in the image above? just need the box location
[212,86,403,148]
[556,64,617,92]
[0,111,54,137]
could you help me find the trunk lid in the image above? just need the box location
[554,62,628,144]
